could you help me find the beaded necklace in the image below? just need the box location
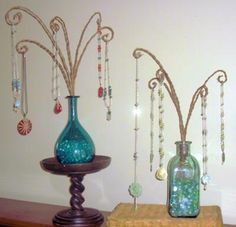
[128,56,142,209]
[17,52,32,135]
[11,24,21,112]
[52,30,62,114]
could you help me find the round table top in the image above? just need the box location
[40,155,111,175]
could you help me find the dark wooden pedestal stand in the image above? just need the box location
[40,155,111,227]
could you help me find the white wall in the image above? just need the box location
[0,0,236,224]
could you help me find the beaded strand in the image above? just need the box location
[220,83,225,164]
[11,24,21,112]
[97,21,103,98]
[21,54,28,119]
[97,20,112,121]
[150,88,155,172]
[52,31,62,114]
[128,57,142,209]
[17,53,32,136]
[200,92,210,190]
[103,41,112,121]
[155,81,167,181]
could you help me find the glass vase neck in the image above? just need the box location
[175,141,192,160]
[66,96,79,121]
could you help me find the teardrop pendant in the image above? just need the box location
[54,100,62,114]
[155,166,168,181]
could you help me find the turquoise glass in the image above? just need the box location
[167,141,200,217]
[55,96,95,164]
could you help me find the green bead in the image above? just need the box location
[128,182,142,198]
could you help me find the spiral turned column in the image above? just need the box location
[69,175,85,212]
[53,173,104,226]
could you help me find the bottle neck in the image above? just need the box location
[175,141,191,161]
[67,96,79,121]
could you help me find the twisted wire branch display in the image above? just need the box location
[5,6,114,96]
[133,48,227,141]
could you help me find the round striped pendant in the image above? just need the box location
[17,118,32,135]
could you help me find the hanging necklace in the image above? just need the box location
[149,69,167,180]
[200,88,210,190]
[97,20,103,98]
[97,21,112,121]
[11,24,21,112]
[220,81,225,164]
[52,31,62,114]
[103,40,112,121]
[149,88,155,172]
[17,53,32,135]
[155,78,167,181]
[128,56,142,209]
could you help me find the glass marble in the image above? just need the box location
[55,96,95,164]
[167,141,200,217]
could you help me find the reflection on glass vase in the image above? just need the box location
[167,141,200,217]
[55,96,95,164]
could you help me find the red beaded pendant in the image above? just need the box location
[98,86,104,98]
[54,100,62,114]
[17,118,32,136]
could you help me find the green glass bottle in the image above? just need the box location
[167,141,200,217]
[55,96,95,164]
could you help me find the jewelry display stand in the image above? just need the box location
[128,48,227,209]
[41,155,111,227]
[5,7,114,226]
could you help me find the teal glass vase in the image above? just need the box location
[167,141,200,217]
[55,96,95,164]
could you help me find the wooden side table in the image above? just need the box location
[0,198,108,227]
